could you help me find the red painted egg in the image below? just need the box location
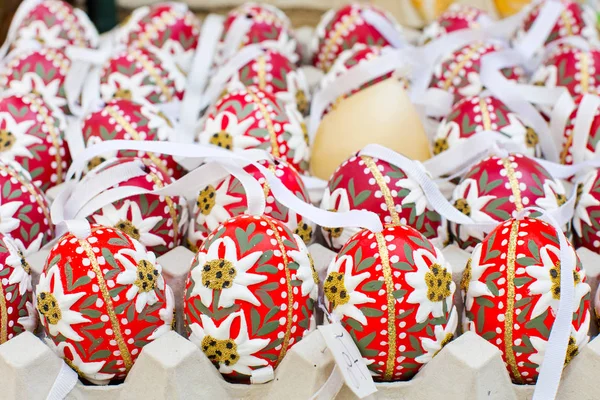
[99,46,186,106]
[462,217,590,383]
[0,47,72,114]
[514,0,598,47]
[558,95,600,165]
[320,153,443,251]
[429,40,525,105]
[198,86,310,173]
[0,233,37,343]
[87,157,189,257]
[117,3,200,73]
[187,157,314,252]
[432,95,539,157]
[450,153,567,250]
[184,214,317,382]
[0,93,70,191]
[81,98,184,178]
[572,168,600,252]
[37,225,175,384]
[11,0,98,50]
[421,4,489,45]
[324,224,457,381]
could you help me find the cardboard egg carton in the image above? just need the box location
[4,243,600,399]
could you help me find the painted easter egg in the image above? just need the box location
[420,4,489,45]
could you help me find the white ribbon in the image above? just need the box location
[0,0,43,59]
[45,360,79,400]
[549,92,577,162]
[219,15,253,65]
[513,0,565,62]
[360,9,405,49]
[571,94,600,165]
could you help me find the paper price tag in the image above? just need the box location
[318,322,377,399]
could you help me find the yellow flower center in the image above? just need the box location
[550,262,581,300]
[115,219,140,240]
[460,259,472,292]
[19,251,31,274]
[187,238,199,254]
[37,292,61,325]
[202,259,237,290]
[87,156,107,171]
[36,37,46,45]
[0,129,16,152]
[434,332,454,357]
[454,198,471,216]
[555,192,567,207]
[425,263,453,302]
[134,260,159,293]
[197,185,217,216]
[526,127,539,148]
[576,183,584,206]
[324,271,350,308]
[308,253,319,285]
[323,209,344,238]
[301,121,309,146]
[565,336,579,365]
[209,131,233,150]
[296,89,309,115]
[114,88,132,100]
[201,334,239,366]
[433,138,449,155]
[294,220,313,243]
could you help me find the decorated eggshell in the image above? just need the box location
[320,153,442,251]
[572,168,600,252]
[558,95,600,165]
[87,157,189,257]
[10,0,98,50]
[81,98,184,178]
[429,40,525,105]
[312,3,404,72]
[0,233,37,343]
[37,224,175,384]
[432,95,539,157]
[0,93,70,191]
[462,217,590,383]
[116,2,201,73]
[0,159,53,249]
[99,46,185,107]
[514,0,598,47]
[188,157,314,252]
[450,153,567,250]
[0,47,72,114]
[420,4,489,45]
[184,214,317,382]
[198,85,310,173]
[324,224,457,381]
[234,47,310,115]
[531,46,600,99]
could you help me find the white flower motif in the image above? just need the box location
[535,179,566,211]
[573,169,600,236]
[198,111,259,151]
[396,175,428,216]
[54,342,116,385]
[36,267,90,341]
[141,104,175,141]
[93,201,166,248]
[162,39,194,73]
[114,239,165,313]
[458,72,483,98]
[324,255,375,325]
[6,234,41,295]
[16,21,69,48]
[100,71,155,104]
[8,73,66,110]
[415,306,458,364]
[528,312,590,368]
[288,234,317,299]
[421,21,443,45]
[462,242,495,311]
[452,178,497,241]
[148,284,175,341]
[189,236,266,308]
[261,32,298,64]
[18,301,37,332]
[433,120,462,153]
[531,65,558,89]
[0,112,41,161]
[186,222,207,252]
[319,45,360,90]
[283,104,310,164]
[320,187,360,250]
[195,177,241,232]
[84,136,119,172]
[0,195,23,235]
[189,310,269,376]
[275,69,310,114]
[406,246,455,323]
[526,244,590,319]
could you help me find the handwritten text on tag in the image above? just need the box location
[318,322,377,399]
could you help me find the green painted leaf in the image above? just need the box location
[362,280,384,292]
[361,307,384,317]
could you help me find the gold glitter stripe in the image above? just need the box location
[321,12,360,71]
[247,91,280,157]
[442,43,483,90]
[257,55,267,91]
[559,10,573,37]
[57,4,85,46]
[136,10,176,47]
[580,52,589,94]
[0,279,7,343]
[260,164,276,200]
[560,133,574,164]
[375,232,396,381]
[479,98,492,131]
[501,158,523,211]
[146,172,180,243]
[1,163,52,227]
[79,239,133,370]
[32,96,64,184]
[504,220,522,383]
[131,50,172,102]
[105,106,171,177]
[362,156,400,225]
[265,217,293,366]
